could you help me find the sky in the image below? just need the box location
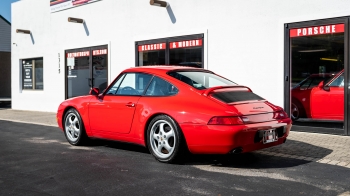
[0,0,20,23]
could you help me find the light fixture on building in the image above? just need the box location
[320,57,338,62]
[68,17,84,24]
[16,29,31,34]
[298,49,327,53]
[150,0,169,7]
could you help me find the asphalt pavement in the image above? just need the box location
[1,120,350,195]
[0,108,350,169]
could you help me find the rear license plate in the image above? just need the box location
[263,129,278,144]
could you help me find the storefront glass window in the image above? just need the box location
[22,58,44,90]
[136,34,204,68]
[67,52,90,98]
[138,43,166,66]
[169,39,202,68]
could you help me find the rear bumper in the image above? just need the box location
[180,119,292,154]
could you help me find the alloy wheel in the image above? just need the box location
[149,120,176,159]
[65,113,81,143]
[291,103,300,120]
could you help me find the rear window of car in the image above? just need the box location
[211,91,264,103]
[167,71,236,90]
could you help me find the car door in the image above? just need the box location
[326,73,344,120]
[89,72,153,135]
[310,72,344,120]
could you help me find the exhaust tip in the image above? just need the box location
[231,147,243,154]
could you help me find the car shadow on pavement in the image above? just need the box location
[86,138,150,154]
[184,153,310,169]
[83,138,333,169]
[183,139,333,168]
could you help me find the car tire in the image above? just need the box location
[146,115,186,163]
[63,108,88,146]
[291,100,305,121]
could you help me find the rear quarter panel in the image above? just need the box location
[129,88,230,146]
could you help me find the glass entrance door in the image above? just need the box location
[65,45,108,99]
[285,19,348,135]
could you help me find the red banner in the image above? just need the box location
[170,39,202,49]
[138,43,166,52]
[93,49,107,56]
[290,24,344,37]
[67,51,90,58]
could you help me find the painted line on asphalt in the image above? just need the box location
[257,151,350,168]
[0,118,58,127]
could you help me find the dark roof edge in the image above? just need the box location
[0,15,11,26]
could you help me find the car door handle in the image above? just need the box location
[125,102,135,107]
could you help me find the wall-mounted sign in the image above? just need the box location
[138,43,166,52]
[290,24,344,37]
[67,51,90,58]
[93,49,107,56]
[50,0,102,13]
[23,63,33,89]
[170,39,202,49]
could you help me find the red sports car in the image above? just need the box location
[291,73,333,120]
[57,66,292,163]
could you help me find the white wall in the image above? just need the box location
[11,0,350,112]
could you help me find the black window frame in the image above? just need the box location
[284,17,349,135]
[64,45,108,99]
[21,57,44,90]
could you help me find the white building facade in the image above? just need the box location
[11,0,350,135]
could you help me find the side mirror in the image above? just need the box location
[89,87,100,96]
[318,81,330,91]
[317,81,324,88]
[323,85,330,91]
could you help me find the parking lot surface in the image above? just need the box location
[1,120,350,195]
[0,108,349,168]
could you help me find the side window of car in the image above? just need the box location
[300,79,312,90]
[145,76,178,96]
[106,74,125,95]
[329,73,344,87]
[106,73,152,95]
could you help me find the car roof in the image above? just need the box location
[123,65,207,73]
[308,73,333,77]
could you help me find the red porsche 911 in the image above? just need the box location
[57,66,292,163]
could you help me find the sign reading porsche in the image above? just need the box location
[290,24,344,37]
[50,0,102,13]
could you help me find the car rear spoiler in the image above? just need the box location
[202,85,252,96]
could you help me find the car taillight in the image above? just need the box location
[208,116,244,125]
[273,111,288,119]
